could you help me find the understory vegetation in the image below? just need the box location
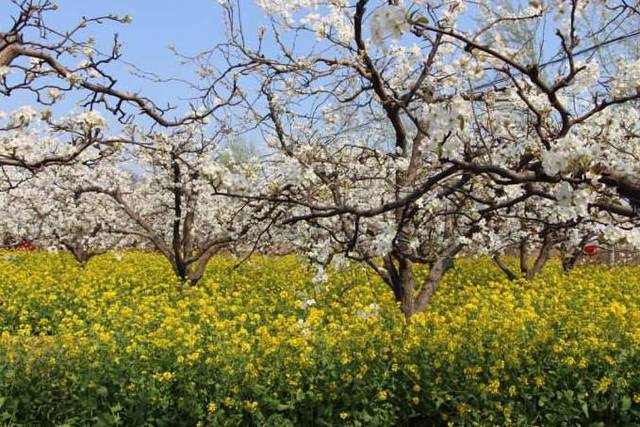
[0,251,639,426]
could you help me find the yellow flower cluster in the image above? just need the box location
[0,252,639,425]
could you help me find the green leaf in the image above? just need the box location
[621,396,631,412]
[96,385,109,398]
[582,402,589,418]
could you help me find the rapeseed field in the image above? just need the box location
[0,252,639,425]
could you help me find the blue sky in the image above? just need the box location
[5,1,630,126]
[1,1,547,117]
[1,0,266,117]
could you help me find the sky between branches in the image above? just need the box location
[0,0,267,117]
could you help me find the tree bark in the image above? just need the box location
[493,254,517,280]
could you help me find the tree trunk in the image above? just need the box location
[187,258,208,287]
[414,250,457,313]
[493,254,517,280]
[380,247,461,320]
[398,257,415,320]
[172,259,189,284]
[525,236,552,281]
[562,250,582,272]
[63,242,93,268]
[382,255,413,320]
[519,238,529,276]
[562,235,592,272]
[72,248,91,267]
[608,246,616,266]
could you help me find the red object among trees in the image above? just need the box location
[584,243,598,256]
[16,240,36,251]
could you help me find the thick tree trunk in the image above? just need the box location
[171,259,189,284]
[187,258,208,287]
[526,240,551,281]
[62,242,93,268]
[562,250,582,272]
[398,258,415,319]
[608,246,616,266]
[493,254,517,281]
[172,255,209,287]
[519,239,529,275]
[414,250,457,313]
[381,247,460,320]
[517,236,553,281]
[71,247,91,267]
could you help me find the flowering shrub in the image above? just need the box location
[0,252,639,425]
